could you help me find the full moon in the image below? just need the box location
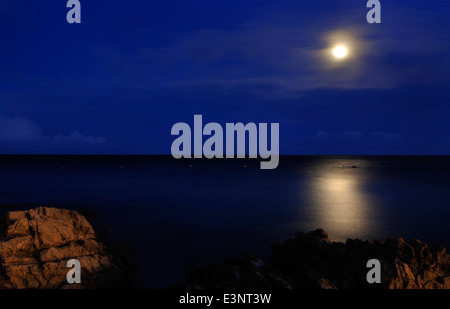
[332,45,348,59]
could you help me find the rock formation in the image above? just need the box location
[0,207,131,289]
[2,207,448,289]
[180,229,450,289]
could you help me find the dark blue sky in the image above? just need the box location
[1,0,449,154]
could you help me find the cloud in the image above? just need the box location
[311,131,364,142]
[0,117,43,142]
[0,115,106,147]
[314,131,329,138]
[130,3,450,98]
[53,132,106,145]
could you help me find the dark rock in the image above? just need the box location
[177,254,294,289]
[307,229,330,241]
[178,229,450,289]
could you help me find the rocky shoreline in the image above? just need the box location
[0,207,449,289]
[179,229,450,289]
[0,207,133,289]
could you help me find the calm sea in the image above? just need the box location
[0,155,449,287]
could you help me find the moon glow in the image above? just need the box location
[332,45,348,59]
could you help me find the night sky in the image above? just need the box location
[1,0,449,155]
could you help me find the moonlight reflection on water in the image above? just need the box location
[302,162,382,242]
